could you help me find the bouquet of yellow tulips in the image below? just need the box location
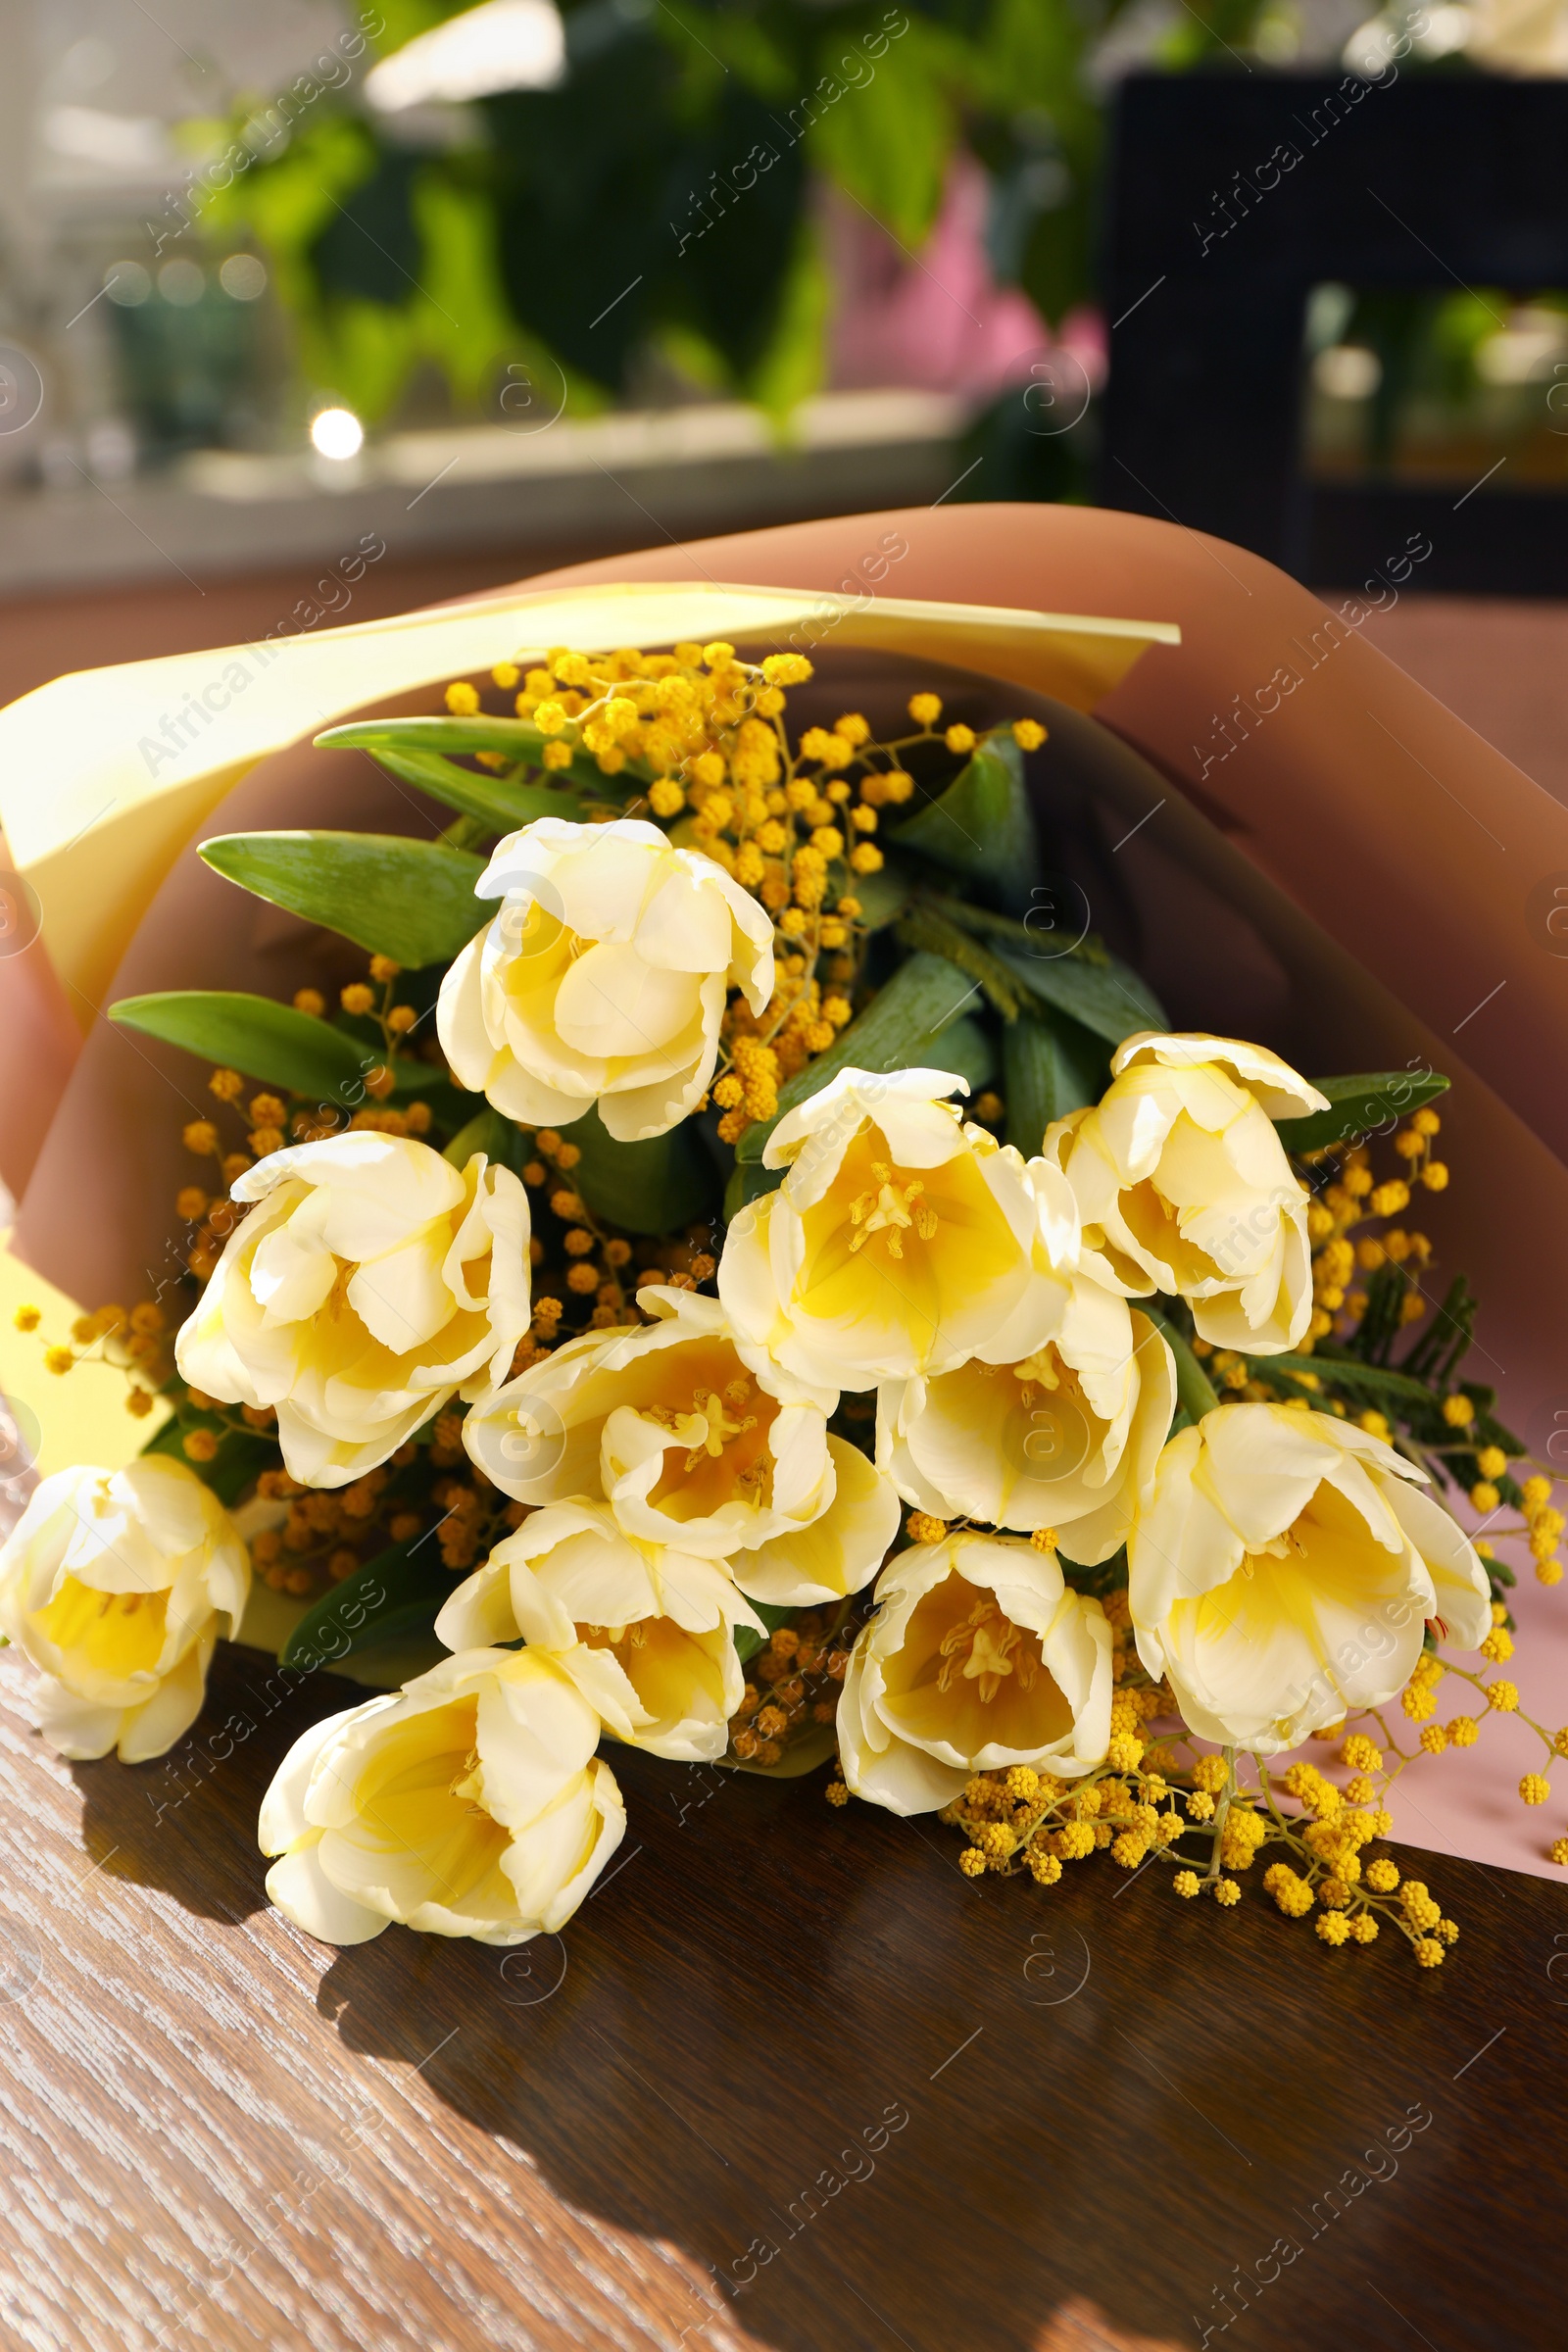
[6,625,1563,1965]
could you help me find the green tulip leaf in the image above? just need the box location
[566,1102,719,1235]
[887,731,1039,913]
[110,990,370,1100]
[280,1539,454,1671]
[201,830,487,968]
[1274,1070,1450,1155]
[1002,1009,1109,1155]
[318,717,604,821]
[991,942,1166,1047]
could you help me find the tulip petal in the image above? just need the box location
[540,1759,627,1931]
[1111,1031,1329,1120]
[433,1559,519,1652]
[248,1194,338,1326]
[259,1705,368,1852]
[26,1681,125,1762]
[734,1438,899,1606]
[839,1692,966,1814]
[1385,1481,1492,1651]
[115,1634,213,1763]
[267,1838,390,1945]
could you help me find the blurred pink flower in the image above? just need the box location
[826,153,1054,398]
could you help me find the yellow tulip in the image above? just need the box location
[1128,1401,1492,1751]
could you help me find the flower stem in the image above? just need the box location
[1205,1745,1237,1881]
[1148,1308,1221,1420]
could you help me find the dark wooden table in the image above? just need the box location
[1,1641,1562,2352]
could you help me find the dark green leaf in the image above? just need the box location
[921,1014,995,1096]
[736,952,990,1164]
[991,942,1166,1046]
[567,1102,718,1235]
[1146,1308,1219,1421]
[724,1164,750,1219]
[444,1104,523,1175]
[887,732,1039,913]
[317,722,600,830]
[201,831,487,969]
[1275,1070,1450,1155]
[383,1056,450,1098]
[326,714,558,760]
[280,1540,452,1671]
[321,714,607,798]
[110,991,368,1100]
[895,906,1023,1020]
[1002,1009,1108,1154]
[847,860,913,930]
[1242,1350,1438,1407]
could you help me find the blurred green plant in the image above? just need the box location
[194,0,1272,439]
[1302,281,1568,483]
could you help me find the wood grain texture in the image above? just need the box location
[1,1641,1564,2352]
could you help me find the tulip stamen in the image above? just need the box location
[936,1597,1039,1704]
[448,1745,490,1815]
[580,1619,649,1653]
[681,1388,757,1471]
[847,1173,933,1259]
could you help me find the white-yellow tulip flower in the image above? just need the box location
[0,1457,249,1761]
[436,1500,763,1762]
[462,1286,900,1607]
[176,1133,531,1489]
[836,1531,1113,1813]
[876,1288,1175,1563]
[1048,1032,1327,1353]
[1128,1401,1493,1752]
[437,816,774,1141]
[259,1647,624,1946]
[717,1067,1079,1395]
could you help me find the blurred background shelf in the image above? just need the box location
[0,388,967,602]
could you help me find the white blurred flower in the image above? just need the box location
[0,1458,248,1761]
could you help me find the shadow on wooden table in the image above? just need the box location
[318,1722,1568,2348]
[53,1645,1568,2352]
